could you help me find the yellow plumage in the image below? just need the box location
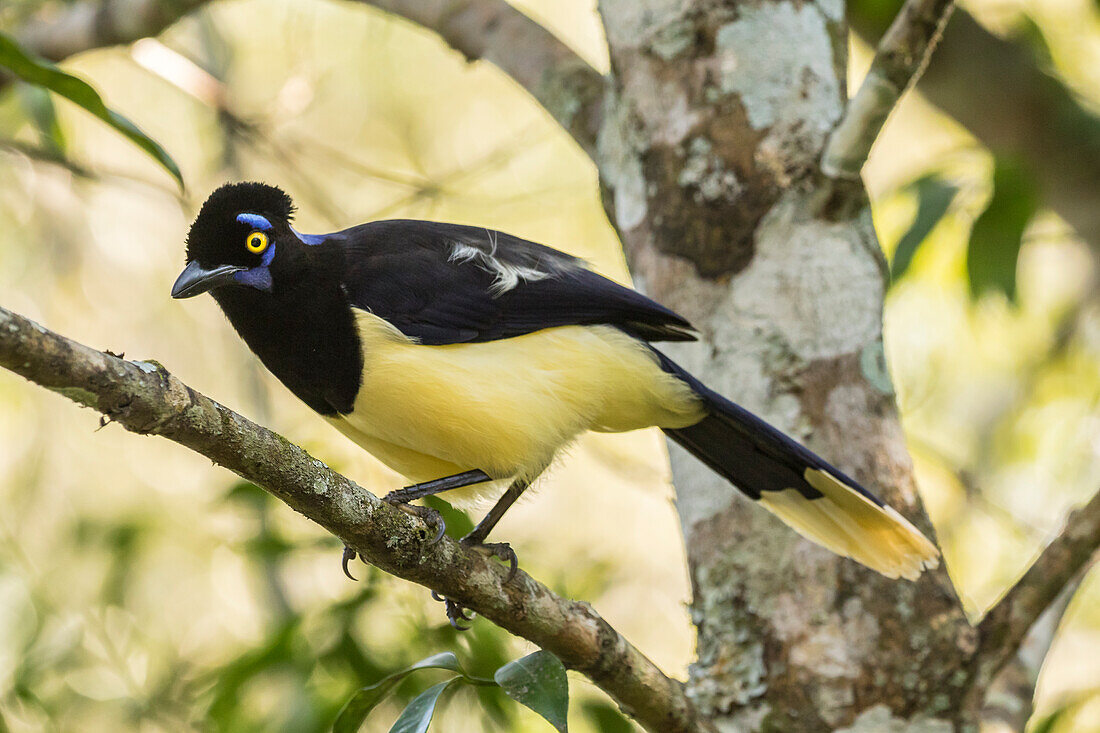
[326,311,938,579]
[759,469,939,580]
[325,310,704,504]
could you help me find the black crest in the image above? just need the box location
[185,182,296,266]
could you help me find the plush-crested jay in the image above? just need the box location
[172,182,938,624]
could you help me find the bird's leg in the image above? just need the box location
[460,478,528,579]
[436,478,530,629]
[384,469,493,505]
[342,469,491,580]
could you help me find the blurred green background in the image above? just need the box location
[0,0,1098,730]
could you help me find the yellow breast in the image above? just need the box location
[325,310,704,497]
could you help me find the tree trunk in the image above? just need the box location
[595,1,975,728]
[10,0,1099,729]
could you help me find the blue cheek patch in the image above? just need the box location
[235,267,273,292]
[234,243,276,291]
[237,213,273,231]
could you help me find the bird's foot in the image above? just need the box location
[428,540,519,630]
[430,590,474,631]
[340,498,446,582]
[382,492,447,545]
[342,545,359,581]
[461,537,519,583]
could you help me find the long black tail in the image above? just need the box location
[655,350,938,580]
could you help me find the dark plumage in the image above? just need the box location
[186,182,295,267]
[173,182,939,588]
[334,220,697,344]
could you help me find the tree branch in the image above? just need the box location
[975,488,1100,686]
[11,0,209,62]
[0,0,212,98]
[353,0,604,159]
[822,0,956,178]
[7,0,606,160]
[981,563,1090,730]
[849,4,1100,255]
[0,304,712,733]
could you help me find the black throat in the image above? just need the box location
[212,261,363,416]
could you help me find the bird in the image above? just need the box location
[173,182,938,625]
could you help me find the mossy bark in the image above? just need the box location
[595,1,976,729]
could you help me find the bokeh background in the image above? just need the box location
[0,0,1098,730]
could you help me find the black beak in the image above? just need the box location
[171,261,244,299]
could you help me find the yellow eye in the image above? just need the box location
[245,231,269,253]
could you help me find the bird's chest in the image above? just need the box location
[216,285,363,415]
[330,309,703,481]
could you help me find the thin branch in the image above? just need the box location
[0,304,712,733]
[822,0,956,179]
[354,0,605,159]
[7,0,605,159]
[981,562,1091,730]
[975,489,1100,686]
[0,0,213,99]
[11,0,210,63]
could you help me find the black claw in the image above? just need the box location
[424,508,446,545]
[462,539,519,584]
[342,545,358,581]
[444,599,472,631]
[431,591,473,630]
[496,544,519,583]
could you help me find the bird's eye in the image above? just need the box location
[245,231,269,254]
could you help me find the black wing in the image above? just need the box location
[326,219,696,345]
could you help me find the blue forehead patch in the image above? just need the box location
[237,213,272,231]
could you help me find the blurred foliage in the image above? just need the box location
[0,0,1098,732]
[966,157,1039,301]
[0,31,183,186]
[889,174,959,283]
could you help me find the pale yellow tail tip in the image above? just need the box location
[756,469,940,582]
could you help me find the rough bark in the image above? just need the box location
[7,1,1100,731]
[593,1,975,729]
[0,305,712,733]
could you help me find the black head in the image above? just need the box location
[172,182,304,299]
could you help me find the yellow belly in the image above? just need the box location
[325,310,703,501]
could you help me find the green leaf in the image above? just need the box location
[18,84,66,154]
[333,653,463,733]
[389,678,460,733]
[1028,693,1097,733]
[494,651,569,733]
[422,496,474,538]
[891,175,958,283]
[967,158,1038,301]
[0,31,183,187]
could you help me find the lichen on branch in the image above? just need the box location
[0,304,711,733]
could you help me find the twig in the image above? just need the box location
[981,562,1091,730]
[10,0,209,63]
[822,0,956,178]
[975,489,1100,687]
[0,304,712,733]
[354,0,605,159]
[7,0,606,160]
